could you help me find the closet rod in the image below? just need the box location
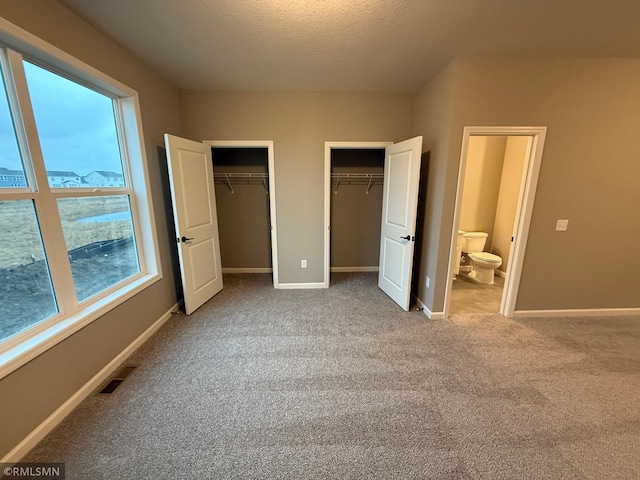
[213,172,269,194]
[331,173,384,194]
[213,173,268,178]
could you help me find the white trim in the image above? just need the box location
[330,266,379,273]
[203,140,279,287]
[414,296,445,320]
[444,127,547,319]
[0,274,161,381]
[324,141,393,288]
[119,95,162,279]
[0,302,180,463]
[276,282,327,290]
[514,308,640,319]
[222,267,273,273]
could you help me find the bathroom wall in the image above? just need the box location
[459,136,506,249]
[491,136,529,273]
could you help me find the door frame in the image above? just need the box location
[444,126,547,318]
[204,140,280,288]
[323,141,393,287]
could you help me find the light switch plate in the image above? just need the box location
[555,219,569,231]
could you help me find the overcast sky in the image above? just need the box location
[1,61,122,177]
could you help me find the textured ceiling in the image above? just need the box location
[58,0,640,92]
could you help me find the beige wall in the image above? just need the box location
[411,62,458,311]
[213,151,271,269]
[0,1,182,458]
[331,156,384,268]
[459,136,507,248]
[4,2,640,460]
[417,56,640,312]
[179,90,414,284]
[492,136,529,273]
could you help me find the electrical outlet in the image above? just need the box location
[555,219,569,231]
[301,259,307,268]
[426,276,430,288]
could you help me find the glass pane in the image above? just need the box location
[23,61,125,188]
[57,196,139,301]
[0,69,27,188]
[0,200,58,342]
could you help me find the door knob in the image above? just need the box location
[181,236,194,242]
[400,235,412,241]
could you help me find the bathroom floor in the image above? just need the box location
[449,273,505,315]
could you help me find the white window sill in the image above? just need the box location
[0,272,161,380]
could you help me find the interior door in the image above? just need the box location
[378,136,423,311]
[164,134,223,314]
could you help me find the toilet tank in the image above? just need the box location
[462,232,488,253]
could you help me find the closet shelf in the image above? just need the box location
[331,173,384,194]
[213,172,269,194]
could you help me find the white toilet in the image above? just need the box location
[460,232,502,285]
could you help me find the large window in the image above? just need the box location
[0,25,160,376]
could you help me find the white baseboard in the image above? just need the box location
[222,268,272,273]
[276,282,327,289]
[1,302,180,463]
[514,307,640,318]
[330,266,379,273]
[413,296,445,320]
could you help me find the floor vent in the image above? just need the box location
[99,364,139,395]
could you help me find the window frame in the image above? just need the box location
[0,18,162,380]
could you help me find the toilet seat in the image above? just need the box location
[469,252,502,264]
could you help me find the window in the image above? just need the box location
[0,23,161,377]
[0,69,23,186]
[0,200,58,340]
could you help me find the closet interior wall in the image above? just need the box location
[212,147,272,271]
[330,149,385,271]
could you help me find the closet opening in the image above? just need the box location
[209,142,279,286]
[323,142,391,286]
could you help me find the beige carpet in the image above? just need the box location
[23,273,640,479]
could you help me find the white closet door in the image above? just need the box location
[164,134,223,314]
[378,136,423,311]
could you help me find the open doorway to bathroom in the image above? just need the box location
[444,127,547,318]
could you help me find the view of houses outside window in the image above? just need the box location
[0,167,125,188]
[0,54,141,343]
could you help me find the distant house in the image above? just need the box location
[0,167,27,187]
[47,170,82,188]
[83,170,125,187]
[57,179,83,188]
[0,167,126,188]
